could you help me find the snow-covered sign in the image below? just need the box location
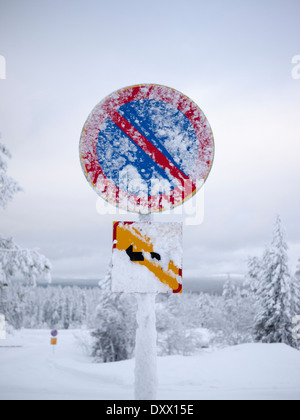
[51,330,58,338]
[51,337,57,346]
[112,222,183,293]
[80,84,214,213]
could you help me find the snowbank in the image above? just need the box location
[0,329,299,400]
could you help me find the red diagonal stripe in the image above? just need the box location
[107,109,189,185]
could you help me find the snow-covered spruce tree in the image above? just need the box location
[253,216,293,347]
[0,262,8,317]
[291,260,300,348]
[0,142,22,209]
[222,276,240,345]
[293,259,300,317]
[247,256,263,295]
[221,276,239,346]
[220,276,255,346]
[0,141,51,324]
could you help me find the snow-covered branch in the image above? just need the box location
[0,234,52,287]
[0,142,22,209]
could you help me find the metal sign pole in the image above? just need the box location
[134,212,157,401]
[135,292,157,400]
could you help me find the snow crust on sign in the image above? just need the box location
[136,222,183,270]
[97,99,199,188]
[112,249,171,293]
[111,222,183,293]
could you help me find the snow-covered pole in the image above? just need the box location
[134,212,158,401]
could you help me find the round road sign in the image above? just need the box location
[80,84,214,213]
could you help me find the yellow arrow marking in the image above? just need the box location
[114,222,182,293]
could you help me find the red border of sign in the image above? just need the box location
[80,84,214,213]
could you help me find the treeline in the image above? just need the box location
[1,216,300,363]
[2,284,101,330]
[2,279,255,354]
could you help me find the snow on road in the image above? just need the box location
[0,329,300,400]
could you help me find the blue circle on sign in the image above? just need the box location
[97,99,198,194]
[51,330,58,337]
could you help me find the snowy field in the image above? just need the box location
[0,329,300,400]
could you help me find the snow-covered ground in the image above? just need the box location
[0,329,300,400]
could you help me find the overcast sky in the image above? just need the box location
[0,0,300,281]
